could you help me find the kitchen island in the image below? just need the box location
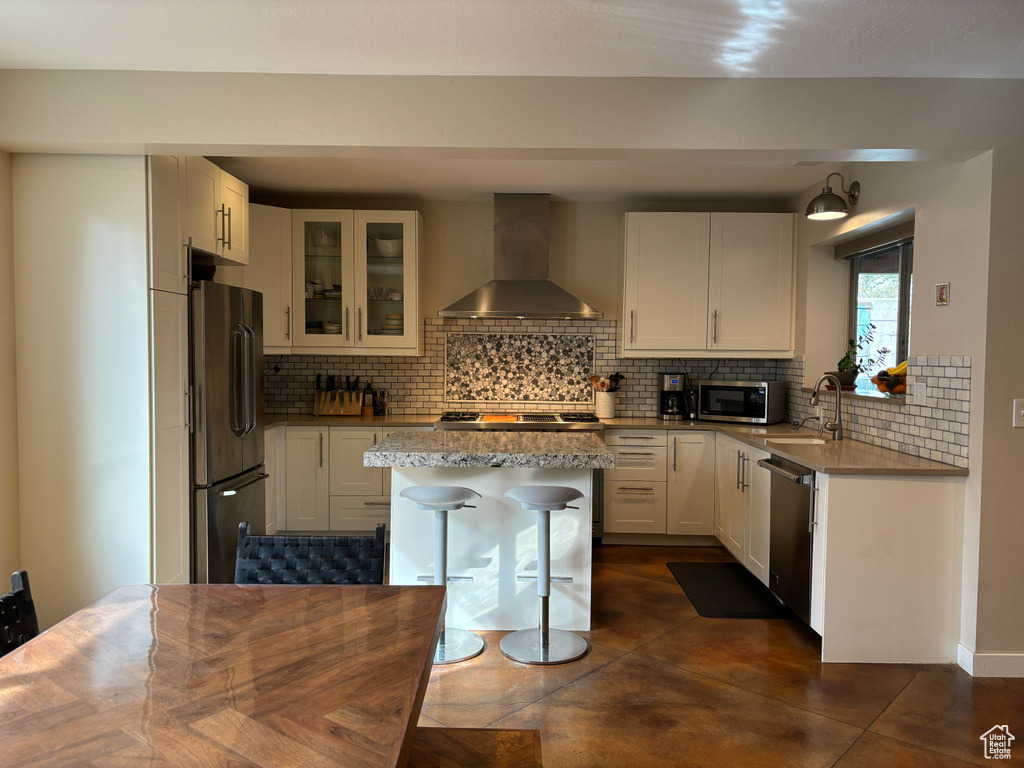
[365,431,614,631]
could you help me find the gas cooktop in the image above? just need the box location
[435,412,604,430]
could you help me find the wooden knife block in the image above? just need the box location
[314,390,363,416]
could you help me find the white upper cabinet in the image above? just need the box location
[621,211,795,357]
[291,209,421,355]
[147,155,187,295]
[184,156,249,266]
[708,213,794,352]
[622,213,710,352]
[244,204,293,351]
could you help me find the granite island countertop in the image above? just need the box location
[364,430,614,469]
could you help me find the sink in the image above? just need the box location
[764,437,827,445]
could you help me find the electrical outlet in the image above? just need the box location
[815,405,824,421]
[911,382,927,406]
[1014,399,1024,428]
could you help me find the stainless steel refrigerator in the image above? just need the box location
[191,281,267,584]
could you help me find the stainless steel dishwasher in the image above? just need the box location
[757,456,815,625]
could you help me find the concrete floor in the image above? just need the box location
[418,545,1024,767]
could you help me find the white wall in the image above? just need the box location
[12,154,151,627]
[0,151,18,581]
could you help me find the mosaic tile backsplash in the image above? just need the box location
[445,333,594,403]
[263,318,971,467]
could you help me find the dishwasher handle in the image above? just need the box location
[757,458,812,485]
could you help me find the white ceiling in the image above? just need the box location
[4,0,1023,201]
[3,0,1023,78]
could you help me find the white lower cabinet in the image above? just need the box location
[714,434,770,584]
[283,425,429,533]
[666,431,716,535]
[603,430,667,534]
[603,429,716,537]
[284,427,330,530]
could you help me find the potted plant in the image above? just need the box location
[829,325,889,387]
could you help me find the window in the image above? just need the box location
[848,238,913,383]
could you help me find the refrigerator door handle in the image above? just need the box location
[217,472,270,496]
[240,324,255,436]
[230,327,246,436]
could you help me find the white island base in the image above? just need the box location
[389,466,593,631]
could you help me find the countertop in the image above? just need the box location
[264,413,967,477]
[265,413,439,428]
[363,430,615,469]
[603,418,968,476]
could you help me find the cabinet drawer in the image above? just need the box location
[604,429,667,447]
[329,495,390,533]
[604,444,667,481]
[602,480,666,534]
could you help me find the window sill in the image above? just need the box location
[798,385,907,405]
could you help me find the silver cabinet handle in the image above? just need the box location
[345,306,350,341]
[673,437,677,472]
[735,451,742,490]
[285,306,291,340]
[358,307,363,341]
[630,309,635,344]
[740,452,749,491]
[712,309,718,345]
[185,237,193,286]
[225,206,232,250]
[363,501,391,507]
[618,451,655,456]
[216,203,227,248]
[616,486,654,493]
[809,483,819,533]
[319,432,324,467]
[184,388,193,433]
[621,436,656,441]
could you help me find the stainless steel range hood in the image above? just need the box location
[438,194,603,319]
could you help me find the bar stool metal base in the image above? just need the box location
[500,627,589,665]
[434,627,486,665]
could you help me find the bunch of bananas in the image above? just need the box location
[871,360,908,394]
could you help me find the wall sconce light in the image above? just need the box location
[805,172,861,220]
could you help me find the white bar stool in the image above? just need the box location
[399,485,486,664]
[500,485,589,665]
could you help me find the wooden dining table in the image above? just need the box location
[0,583,446,767]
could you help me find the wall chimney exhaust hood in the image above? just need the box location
[438,194,603,319]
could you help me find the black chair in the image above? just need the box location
[234,522,386,585]
[1,570,40,656]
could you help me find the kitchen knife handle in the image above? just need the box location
[285,306,291,340]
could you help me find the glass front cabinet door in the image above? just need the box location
[291,210,421,354]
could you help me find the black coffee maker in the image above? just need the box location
[659,373,697,421]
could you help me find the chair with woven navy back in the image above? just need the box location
[1,570,40,657]
[234,522,386,585]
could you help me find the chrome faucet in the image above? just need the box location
[810,373,844,441]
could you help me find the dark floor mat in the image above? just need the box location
[667,561,792,619]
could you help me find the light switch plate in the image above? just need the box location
[1014,399,1024,428]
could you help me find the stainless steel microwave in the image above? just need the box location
[697,380,787,425]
